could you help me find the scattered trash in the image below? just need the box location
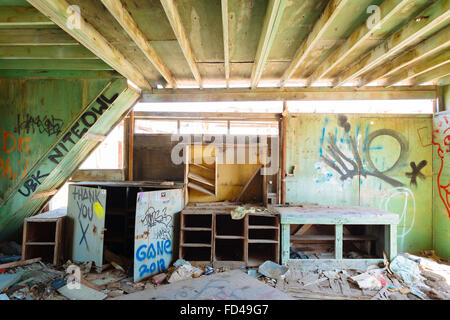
[173,259,190,268]
[58,283,107,300]
[230,206,262,220]
[151,273,167,285]
[168,263,203,283]
[258,261,289,280]
[0,293,9,300]
[0,272,22,292]
[350,272,382,290]
[204,266,214,276]
[50,278,67,291]
[389,255,425,285]
[290,248,308,259]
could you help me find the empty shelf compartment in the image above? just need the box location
[183,214,212,228]
[215,239,244,261]
[215,215,244,236]
[183,231,212,245]
[248,215,277,227]
[181,246,212,262]
[249,228,278,241]
[248,243,278,267]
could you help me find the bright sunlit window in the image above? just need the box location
[180,121,228,134]
[287,100,434,114]
[134,101,283,113]
[230,121,279,135]
[79,122,124,169]
[135,120,178,134]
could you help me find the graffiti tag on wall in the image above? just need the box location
[1,131,31,183]
[15,114,64,137]
[17,93,118,198]
[433,115,450,218]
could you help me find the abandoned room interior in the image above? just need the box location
[0,0,449,303]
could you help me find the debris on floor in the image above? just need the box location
[0,251,448,300]
[276,253,450,300]
[258,260,289,280]
[111,269,295,300]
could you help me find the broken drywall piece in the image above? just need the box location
[58,283,107,300]
[0,273,22,292]
[351,273,382,291]
[390,255,425,285]
[258,261,289,280]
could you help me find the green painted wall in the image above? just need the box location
[0,77,140,240]
[433,112,450,259]
[286,114,433,254]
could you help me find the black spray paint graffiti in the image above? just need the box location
[71,187,103,250]
[141,206,173,241]
[48,93,118,165]
[15,115,64,137]
[321,116,408,188]
[406,160,427,186]
[17,92,118,198]
[17,170,49,197]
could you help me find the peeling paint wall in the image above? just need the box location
[433,112,450,259]
[0,77,140,240]
[286,114,433,254]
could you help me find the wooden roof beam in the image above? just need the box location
[309,0,415,84]
[141,86,437,103]
[101,0,177,89]
[334,0,450,87]
[407,62,450,85]
[250,0,287,89]
[27,0,151,90]
[0,6,54,27]
[221,0,230,88]
[367,28,450,85]
[361,25,450,86]
[279,0,350,87]
[160,0,202,88]
[385,50,450,87]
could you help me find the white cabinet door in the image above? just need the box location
[67,185,107,269]
[134,189,184,282]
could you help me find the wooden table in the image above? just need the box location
[275,206,399,271]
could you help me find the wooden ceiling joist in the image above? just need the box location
[101,0,177,88]
[407,62,450,85]
[385,50,450,87]
[279,0,350,87]
[142,86,436,103]
[334,0,450,87]
[27,0,151,90]
[0,28,77,46]
[160,0,202,88]
[361,25,450,86]
[0,6,54,27]
[250,0,287,89]
[309,0,415,84]
[221,0,230,88]
[0,45,98,59]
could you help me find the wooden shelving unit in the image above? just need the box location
[22,212,66,266]
[179,205,280,268]
[185,145,218,198]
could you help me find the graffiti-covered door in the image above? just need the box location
[134,189,184,282]
[67,185,107,268]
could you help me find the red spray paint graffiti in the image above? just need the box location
[432,115,450,218]
[0,131,31,182]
